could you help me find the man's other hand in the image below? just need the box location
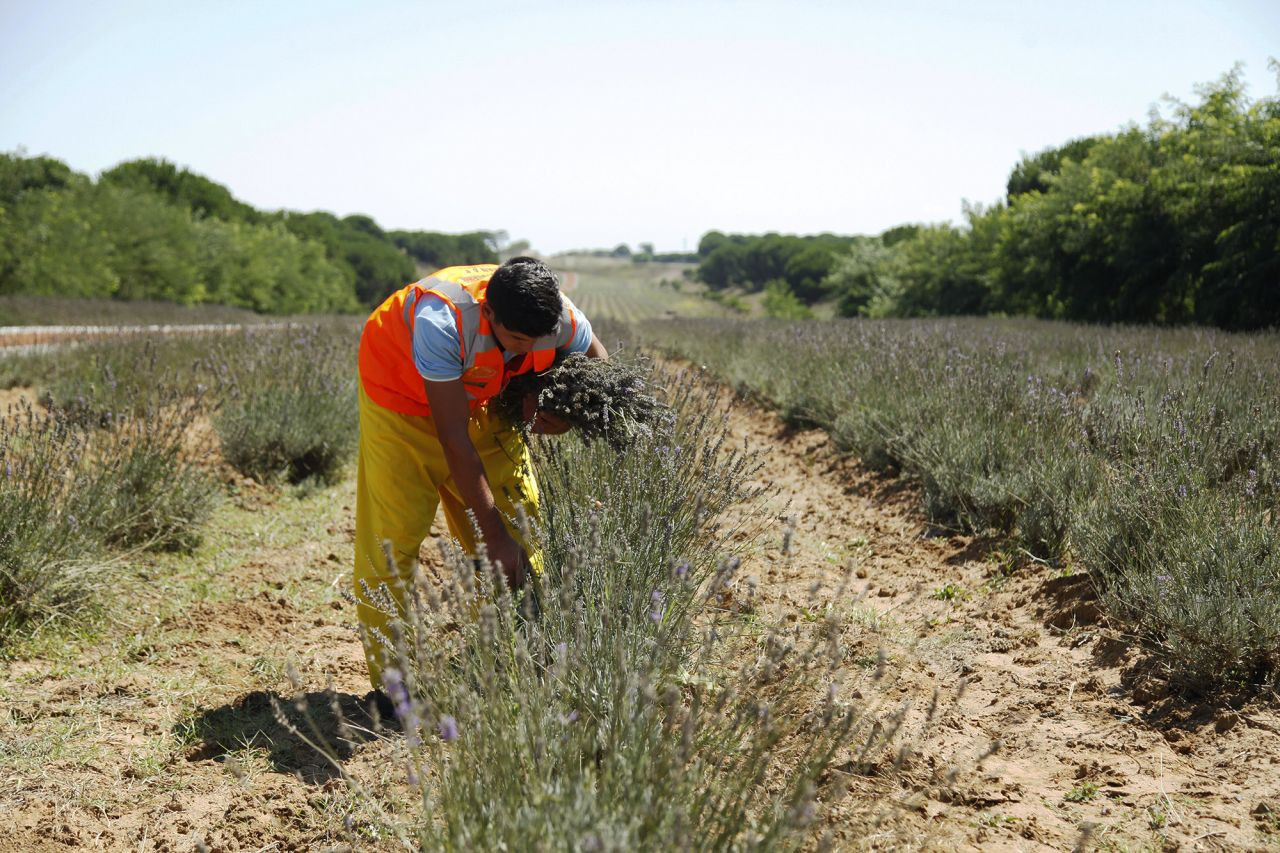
[489,531,528,590]
[531,411,571,435]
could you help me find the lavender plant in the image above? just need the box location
[0,402,100,634]
[639,316,1280,691]
[293,366,883,850]
[212,323,359,485]
[0,388,217,636]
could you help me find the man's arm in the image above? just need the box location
[423,378,526,587]
[584,332,608,360]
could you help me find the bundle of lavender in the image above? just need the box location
[492,353,672,449]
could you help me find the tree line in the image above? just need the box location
[696,68,1278,330]
[0,155,499,314]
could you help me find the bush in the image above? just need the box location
[214,324,358,484]
[87,396,219,552]
[0,389,218,637]
[0,404,101,634]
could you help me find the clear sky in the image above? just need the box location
[2,0,1276,254]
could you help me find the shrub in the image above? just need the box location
[0,389,217,637]
[0,403,101,634]
[85,396,219,552]
[213,324,358,484]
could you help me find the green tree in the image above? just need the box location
[761,278,813,319]
[1006,136,1102,199]
[0,152,75,205]
[826,239,902,317]
[101,158,259,223]
[0,182,118,298]
[697,242,745,289]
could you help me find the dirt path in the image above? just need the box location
[728,403,1280,851]
[3,393,1279,851]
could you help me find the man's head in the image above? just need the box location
[483,257,563,354]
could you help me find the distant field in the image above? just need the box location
[550,255,731,324]
[0,295,292,327]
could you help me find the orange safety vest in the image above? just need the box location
[358,264,578,416]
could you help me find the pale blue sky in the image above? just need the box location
[2,0,1276,254]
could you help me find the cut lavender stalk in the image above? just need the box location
[492,353,673,450]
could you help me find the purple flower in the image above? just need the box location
[649,590,664,622]
[438,715,459,742]
[382,668,422,744]
[675,562,690,579]
[562,709,578,724]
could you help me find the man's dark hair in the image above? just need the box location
[485,257,563,337]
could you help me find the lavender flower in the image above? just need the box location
[438,715,459,742]
[382,667,422,745]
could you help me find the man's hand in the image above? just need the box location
[488,530,528,590]
[531,410,571,435]
[521,393,571,435]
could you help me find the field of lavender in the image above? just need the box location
[552,256,730,324]
[1,318,879,849]
[640,317,1280,693]
[0,322,360,636]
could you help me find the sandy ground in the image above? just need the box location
[2,390,1279,851]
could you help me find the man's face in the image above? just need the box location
[483,304,539,355]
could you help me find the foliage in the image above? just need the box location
[0,152,510,314]
[1005,136,1103,199]
[100,157,261,223]
[761,279,813,320]
[641,315,1280,691]
[213,324,359,484]
[824,239,901,318]
[389,230,498,271]
[194,217,360,313]
[311,369,878,849]
[820,67,1280,330]
[272,210,415,307]
[694,232,853,303]
[0,152,75,204]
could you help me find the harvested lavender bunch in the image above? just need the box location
[492,353,672,449]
